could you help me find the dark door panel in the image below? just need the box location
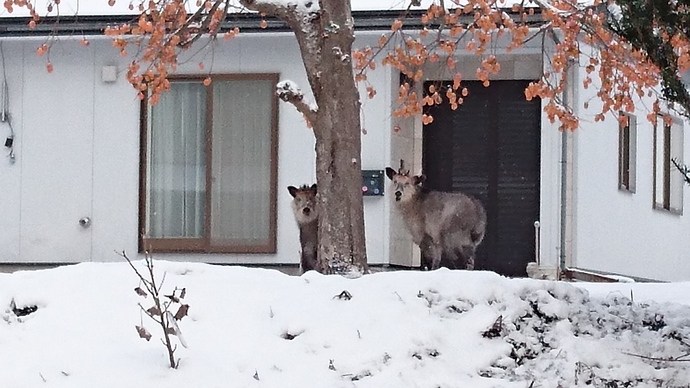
[423,80,541,277]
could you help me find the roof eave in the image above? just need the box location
[0,10,544,37]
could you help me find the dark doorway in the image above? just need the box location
[422,80,541,277]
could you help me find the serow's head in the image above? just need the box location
[288,184,318,224]
[385,167,425,203]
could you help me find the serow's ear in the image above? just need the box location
[385,167,397,180]
[287,186,298,198]
[310,183,317,192]
[414,174,426,185]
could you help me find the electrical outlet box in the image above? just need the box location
[362,170,384,196]
[4,136,13,148]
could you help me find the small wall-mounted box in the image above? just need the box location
[101,66,118,83]
[362,170,384,196]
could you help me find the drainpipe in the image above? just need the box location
[559,116,568,277]
[559,60,575,278]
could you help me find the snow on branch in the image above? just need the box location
[607,2,623,23]
[240,0,319,17]
[276,80,317,125]
[528,0,581,17]
[258,0,319,14]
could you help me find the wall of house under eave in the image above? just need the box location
[0,33,393,266]
[539,82,566,277]
[355,34,394,266]
[0,38,142,264]
[571,55,690,281]
[0,40,22,263]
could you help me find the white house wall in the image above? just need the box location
[0,33,393,265]
[357,34,394,265]
[571,57,690,281]
[90,43,143,265]
[0,38,142,264]
[10,29,685,279]
[539,97,565,275]
[0,41,22,262]
[20,40,96,263]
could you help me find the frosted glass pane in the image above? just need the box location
[210,80,273,245]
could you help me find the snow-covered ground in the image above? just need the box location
[2,261,690,388]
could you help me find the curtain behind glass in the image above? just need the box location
[211,80,272,245]
[148,82,206,238]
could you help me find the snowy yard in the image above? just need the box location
[2,261,690,387]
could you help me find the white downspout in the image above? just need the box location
[559,59,577,278]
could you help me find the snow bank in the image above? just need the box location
[1,262,690,387]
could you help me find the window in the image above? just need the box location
[653,114,684,213]
[618,113,637,192]
[140,74,279,253]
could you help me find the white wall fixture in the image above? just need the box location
[101,66,117,83]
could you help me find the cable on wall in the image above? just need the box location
[0,41,16,164]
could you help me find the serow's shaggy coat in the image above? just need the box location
[386,167,487,270]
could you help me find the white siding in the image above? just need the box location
[357,34,394,265]
[4,30,690,281]
[19,41,96,262]
[0,34,392,265]
[571,52,690,281]
[0,41,22,262]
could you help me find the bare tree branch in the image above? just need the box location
[672,158,690,185]
[276,80,317,125]
[178,0,229,49]
[119,250,187,368]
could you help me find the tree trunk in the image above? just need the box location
[241,0,368,275]
[312,80,368,276]
[310,1,368,275]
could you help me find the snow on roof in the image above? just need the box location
[0,0,544,18]
[1,0,140,17]
[0,0,428,17]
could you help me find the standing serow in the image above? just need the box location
[288,184,319,273]
[385,167,487,271]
